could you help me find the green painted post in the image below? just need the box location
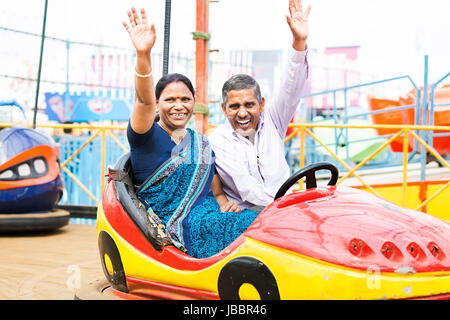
[163,0,172,76]
[32,0,49,128]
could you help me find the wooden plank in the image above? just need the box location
[0,224,104,300]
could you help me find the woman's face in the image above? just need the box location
[157,81,195,133]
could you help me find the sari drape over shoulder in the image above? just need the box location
[136,128,258,258]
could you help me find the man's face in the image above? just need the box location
[222,88,265,137]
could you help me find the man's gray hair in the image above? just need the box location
[222,74,262,106]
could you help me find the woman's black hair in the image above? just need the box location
[155,73,195,100]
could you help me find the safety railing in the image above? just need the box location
[0,122,128,206]
[1,121,448,215]
[57,126,128,205]
[285,123,450,212]
[300,74,421,164]
[429,72,450,147]
[298,57,450,184]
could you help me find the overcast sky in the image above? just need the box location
[1,0,449,81]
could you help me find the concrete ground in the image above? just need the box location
[0,224,104,300]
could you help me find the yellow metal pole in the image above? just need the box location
[101,129,106,194]
[402,130,409,207]
[287,123,450,131]
[61,166,99,205]
[299,128,305,190]
[338,130,405,183]
[409,130,450,170]
[61,129,101,168]
[284,127,301,144]
[107,130,129,153]
[0,122,127,130]
[2,121,450,132]
[416,181,450,211]
[305,128,380,196]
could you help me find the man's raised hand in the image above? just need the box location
[286,0,311,51]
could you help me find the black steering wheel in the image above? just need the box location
[274,162,339,200]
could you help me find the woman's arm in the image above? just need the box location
[211,174,241,213]
[123,7,157,134]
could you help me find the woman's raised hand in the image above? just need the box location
[123,7,156,54]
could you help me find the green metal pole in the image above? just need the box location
[163,0,172,76]
[32,0,49,128]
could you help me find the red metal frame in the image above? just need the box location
[194,0,209,134]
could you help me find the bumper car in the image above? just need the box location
[92,153,450,300]
[0,127,69,232]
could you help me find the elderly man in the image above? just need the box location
[209,0,310,211]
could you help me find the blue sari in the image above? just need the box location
[136,128,258,258]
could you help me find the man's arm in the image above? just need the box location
[211,174,241,213]
[267,0,311,138]
[216,162,274,207]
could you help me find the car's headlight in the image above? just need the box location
[33,158,47,174]
[0,156,49,181]
[0,169,14,179]
[17,163,32,177]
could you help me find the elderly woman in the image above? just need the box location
[122,7,258,259]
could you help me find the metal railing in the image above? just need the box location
[1,121,448,214]
[0,122,127,206]
[301,74,421,163]
[285,123,450,212]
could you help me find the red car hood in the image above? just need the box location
[243,186,450,273]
